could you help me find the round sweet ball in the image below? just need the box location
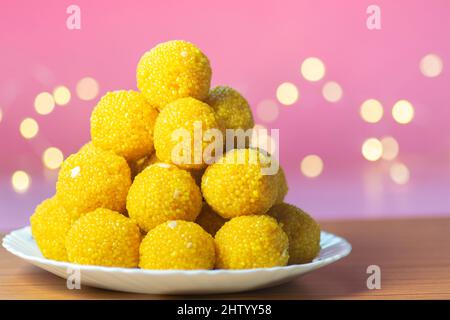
[56,143,131,214]
[91,90,159,162]
[30,196,81,261]
[66,208,141,267]
[268,203,321,264]
[126,163,202,232]
[136,40,212,110]
[201,148,278,218]
[206,86,254,132]
[131,152,204,185]
[195,202,228,236]
[275,166,289,204]
[215,215,289,269]
[139,220,215,270]
[154,97,221,170]
[153,153,205,186]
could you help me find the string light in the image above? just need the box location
[300,155,324,178]
[322,81,343,102]
[34,92,55,115]
[392,100,414,124]
[420,54,443,78]
[390,163,410,185]
[19,118,39,139]
[362,138,383,161]
[360,99,383,123]
[53,86,71,106]
[301,57,325,82]
[276,82,298,106]
[76,77,99,101]
[42,147,64,169]
[11,170,31,193]
[381,136,399,160]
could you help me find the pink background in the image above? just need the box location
[1,0,450,230]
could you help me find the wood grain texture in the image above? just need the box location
[1,217,450,300]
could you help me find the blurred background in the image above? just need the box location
[1,0,449,231]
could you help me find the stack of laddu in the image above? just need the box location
[30,40,321,270]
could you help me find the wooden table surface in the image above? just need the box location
[1,217,450,300]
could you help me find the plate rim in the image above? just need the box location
[2,226,352,275]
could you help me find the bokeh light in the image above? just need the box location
[420,54,443,78]
[257,99,279,122]
[392,100,414,124]
[250,124,277,155]
[0,107,3,124]
[53,85,71,106]
[300,57,325,82]
[322,81,343,103]
[360,99,384,123]
[300,155,324,178]
[362,138,383,161]
[390,162,410,185]
[276,82,299,106]
[76,77,100,101]
[19,118,39,139]
[34,92,55,115]
[381,136,399,161]
[11,170,31,193]
[42,147,64,170]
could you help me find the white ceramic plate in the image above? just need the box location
[2,226,351,295]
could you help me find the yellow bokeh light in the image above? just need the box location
[42,147,64,170]
[11,170,31,193]
[257,100,279,122]
[276,82,299,106]
[301,57,326,82]
[360,99,383,123]
[0,107,3,123]
[392,100,414,124]
[300,155,324,178]
[322,81,343,103]
[362,138,383,161]
[420,54,443,78]
[53,85,71,106]
[390,162,410,185]
[34,92,55,115]
[381,136,399,161]
[19,118,39,139]
[76,77,99,101]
